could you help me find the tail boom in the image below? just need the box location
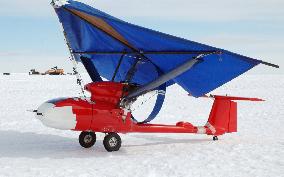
[127,95,263,137]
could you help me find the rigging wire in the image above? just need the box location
[130,90,158,112]
[63,31,87,99]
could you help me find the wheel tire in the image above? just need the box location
[213,136,218,141]
[79,131,96,148]
[103,133,121,152]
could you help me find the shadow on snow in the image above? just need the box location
[0,130,211,159]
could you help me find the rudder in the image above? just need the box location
[207,96,237,135]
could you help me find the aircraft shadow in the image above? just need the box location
[0,130,125,159]
[0,131,212,159]
[124,134,211,148]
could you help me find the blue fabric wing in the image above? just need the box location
[53,0,262,97]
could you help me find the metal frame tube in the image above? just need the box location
[125,56,201,100]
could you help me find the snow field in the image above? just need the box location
[0,74,283,177]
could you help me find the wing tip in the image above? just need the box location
[259,60,279,68]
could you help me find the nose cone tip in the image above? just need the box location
[36,102,55,120]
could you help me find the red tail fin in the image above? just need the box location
[207,95,263,135]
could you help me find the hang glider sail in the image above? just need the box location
[52,0,278,98]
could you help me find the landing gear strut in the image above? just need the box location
[79,131,96,148]
[103,133,121,152]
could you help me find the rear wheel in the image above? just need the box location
[79,131,96,148]
[103,133,121,152]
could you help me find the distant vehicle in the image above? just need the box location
[45,66,65,75]
[29,69,41,75]
[3,73,10,75]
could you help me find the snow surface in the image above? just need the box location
[0,73,283,177]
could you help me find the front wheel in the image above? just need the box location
[103,133,121,152]
[79,131,96,148]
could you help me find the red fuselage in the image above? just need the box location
[36,81,262,136]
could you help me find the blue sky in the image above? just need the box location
[0,0,283,74]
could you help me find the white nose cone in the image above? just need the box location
[36,102,77,130]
